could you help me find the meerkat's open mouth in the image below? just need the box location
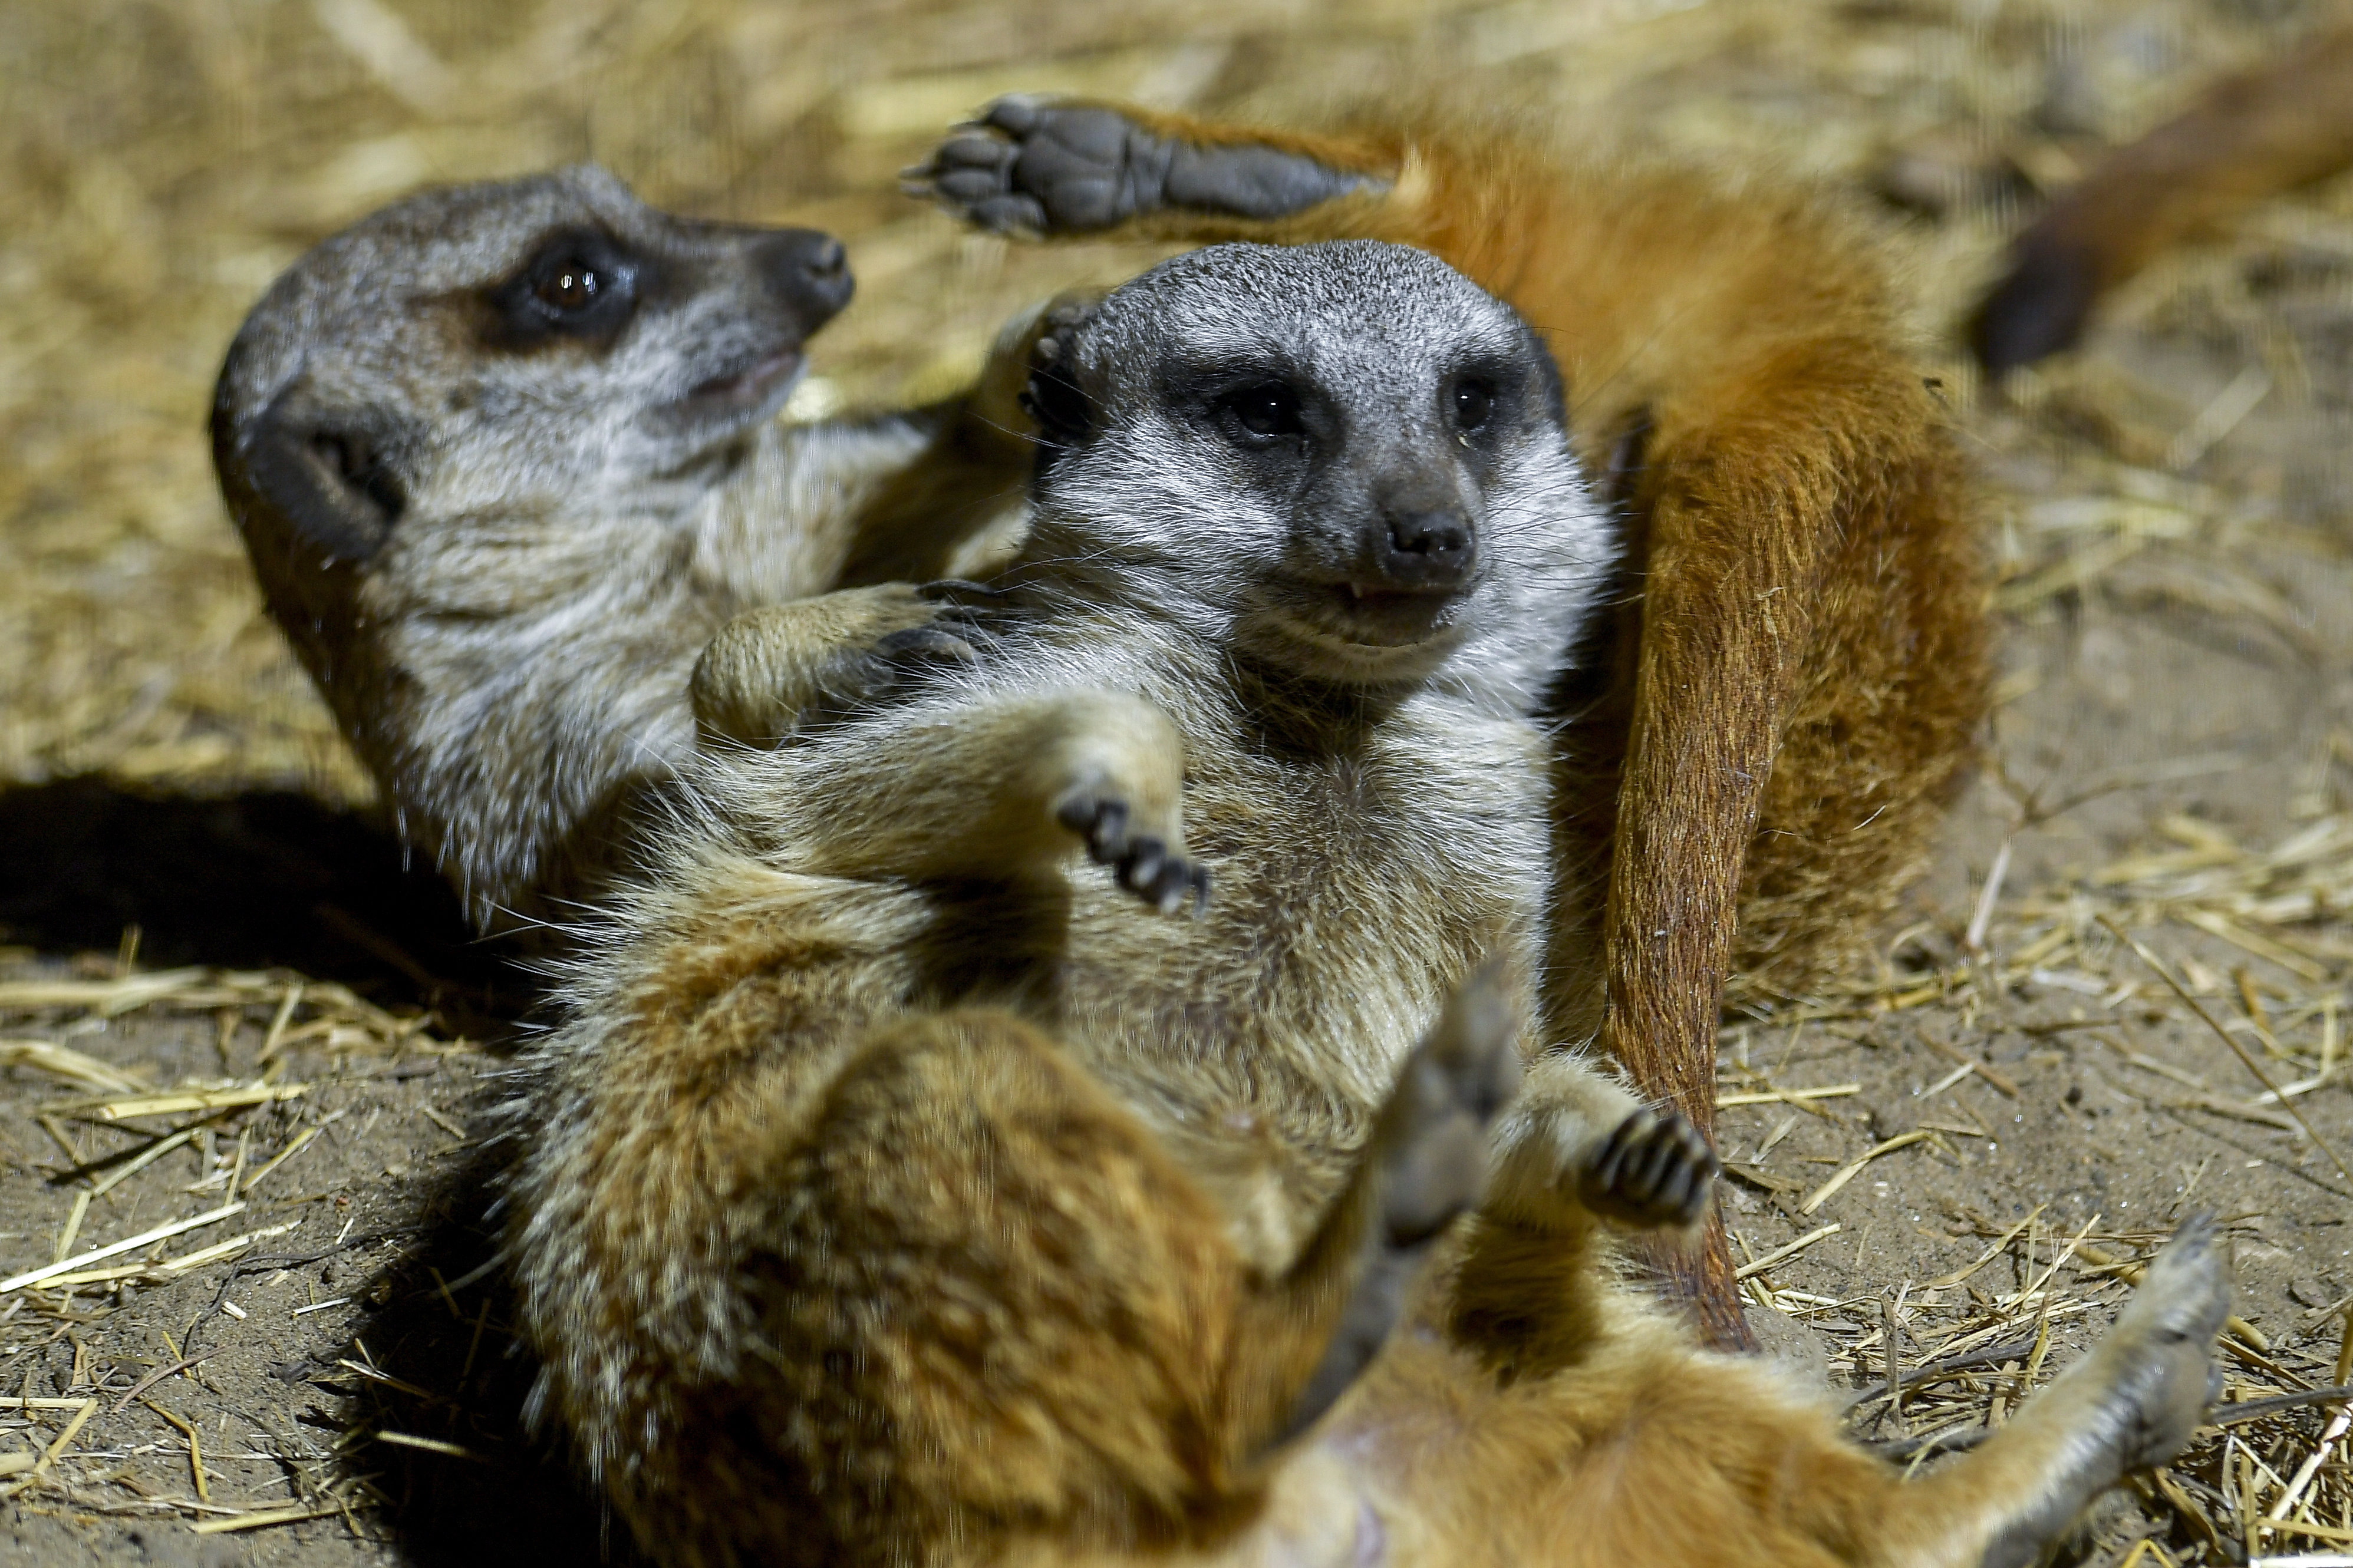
[1316,580,1462,646]
[683,349,802,410]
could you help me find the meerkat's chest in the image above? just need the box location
[1056,710,1551,1113]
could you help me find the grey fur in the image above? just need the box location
[212,165,986,927]
[1024,240,1587,701]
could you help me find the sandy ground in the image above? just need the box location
[5,1,2353,1563]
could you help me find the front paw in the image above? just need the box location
[1053,788,1209,916]
[693,586,987,748]
[1576,1108,1718,1229]
[819,593,988,709]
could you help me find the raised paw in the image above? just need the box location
[2101,1213,2233,1473]
[1375,964,1524,1243]
[907,96,1377,237]
[1576,1107,1719,1229]
[1053,789,1208,916]
[1277,965,1522,1442]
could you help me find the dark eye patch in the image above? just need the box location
[485,227,642,348]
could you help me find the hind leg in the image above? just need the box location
[1861,1217,2232,1568]
[750,973,1520,1560]
[912,97,1392,237]
[1254,962,1524,1447]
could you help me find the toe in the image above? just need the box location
[1121,836,1167,890]
[970,193,1049,233]
[982,94,1046,135]
[935,168,1011,204]
[934,131,1014,170]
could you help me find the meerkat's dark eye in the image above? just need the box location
[1216,381,1305,440]
[1451,377,1495,431]
[489,229,642,345]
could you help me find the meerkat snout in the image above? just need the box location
[756,229,852,321]
[1363,491,1476,593]
[1021,240,1603,689]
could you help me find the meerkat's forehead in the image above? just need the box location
[1081,240,1535,387]
[301,165,643,297]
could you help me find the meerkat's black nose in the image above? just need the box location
[756,227,855,328]
[1369,508,1477,589]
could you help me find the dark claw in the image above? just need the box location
[1056,796,1126,857]
[873,626,978,669]
[915,576,1012,610]
[1578,1108,1718,1229]
[1121,834,1166,889]
[1054,794,1210,916]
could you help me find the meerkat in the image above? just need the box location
[509,241,2227,1568]
[905,97,1989,1345]
[210,163,1042,930]
[1973,24,2353,374]
[217,104,1987,1342]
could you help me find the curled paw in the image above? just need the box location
[1053,790,1209,916]
[826,585,994,694]
[1576,1107,1719,1229]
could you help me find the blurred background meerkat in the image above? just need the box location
[1973,24,2353,374]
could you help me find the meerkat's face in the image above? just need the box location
[213,164,851,572]
[1024,242,1607,689]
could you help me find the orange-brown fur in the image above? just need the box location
[1973,25,2353,371]
[900,104,1989,1345]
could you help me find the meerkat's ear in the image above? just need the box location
[238,388,412,564]
[1019,293,1104,466]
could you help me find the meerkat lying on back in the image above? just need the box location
[216,103,1986,1340]
[510,241,2226,1568]
[908,99,1991,1342]
[210,164,1039,927]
